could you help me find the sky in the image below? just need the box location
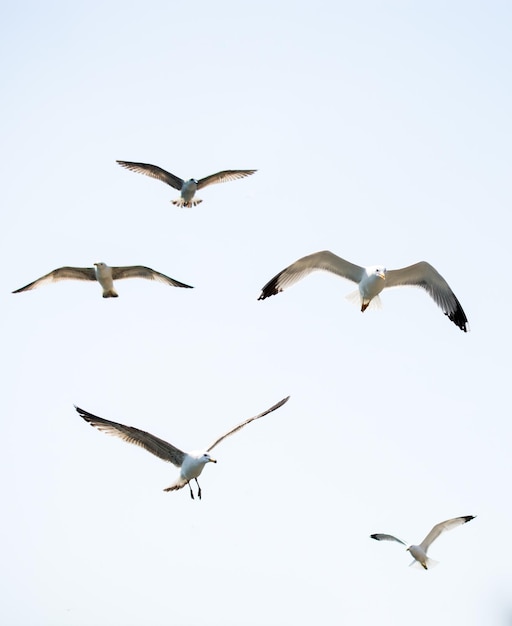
[1,1,511,624]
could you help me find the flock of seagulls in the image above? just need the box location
[14,158,475,571]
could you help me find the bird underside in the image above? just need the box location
[172,198,203,208]
[164,478,202,499]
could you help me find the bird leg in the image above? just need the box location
[195,479,202,500]
[187,481,195,500]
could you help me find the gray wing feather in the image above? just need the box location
[259,251,364,300]
[116,160,184,190]
[111,266,193,288]
[419,515,475,551]
[206,396,290,452]
[196,169,257,189]
[370,533,408,546]
[12,267,96,293]
[385,262,468,332]
[75,406,186,467]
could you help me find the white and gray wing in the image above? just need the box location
[419,515,475,552]
[116,160,184,190]
[12,266,96,293]
[75,406,186,467]
[111,266,194,289]
[196,169,257,190]
[385,262,468,332]
[370,533,408,546]
[206,396,290,452]
[258,251,365,300]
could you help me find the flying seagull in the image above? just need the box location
[371,515,476,569]
[116,160,257,207]
[258,250,469,332]
[74,396,290,499]
[12,262,193,298]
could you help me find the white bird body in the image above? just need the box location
[74,396,289,499]
[179,179,199,205]
[116,160,257,208]
[165,451,217,493]
[356,265,387,310]
[407,544,435,570]
[94,262,117,297]
[13,261,194,298]
[371,515,475,569]
[259,250,469,331]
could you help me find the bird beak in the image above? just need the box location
[93,262,98,267]
[378,271,386,280]
[209,458,217,463]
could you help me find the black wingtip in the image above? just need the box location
[446,296,469,332]
[258,276,282,300]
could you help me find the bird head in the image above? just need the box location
[201,453,217,464]
[94,262,106,268]
[375,267,386,280]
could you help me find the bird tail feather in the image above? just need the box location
[171,199,202,208]
[345,291,382,311]
[163,478,187,493]
[102,289,119,298]
[409,557,439,570]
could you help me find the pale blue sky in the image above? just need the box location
[1,2,511,624]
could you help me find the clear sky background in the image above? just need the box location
[1,2,511,624]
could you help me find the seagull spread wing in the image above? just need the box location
[370,533,408,546]
[196,169,257,189]
[385,262,468,332]
[111,266,194,289]
[12,267,96,293]
[206,396,290,452]
[75,406,186,467]
[116,161,184,190]
[259,251,365,300]
[419,516,475,552]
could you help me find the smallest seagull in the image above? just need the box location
[371,515,476,569]
[12,262,193,298]
[75,396,289,499]
[116,160,257,207]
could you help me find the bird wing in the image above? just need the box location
[370,533,408,546]
[196,169,257,189]
[75,406,186,467]
[206,396,290,452]
[419,515,475,552]
[385,262,469,332]
[258,251,365,300]
[116,160,184,190]
[12,267,96,293]
[111,266,194,288]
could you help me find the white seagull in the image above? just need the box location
[258,250,469,332]
[371,515,476,569]
[117,160,257,207]
[74,396,290,499]
[12,262,193,298]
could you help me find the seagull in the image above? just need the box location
[258,250,469,332]
[74,396,290,499]
[116,160,257,207]
[12,262,193,298]
[371,515,476,569]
